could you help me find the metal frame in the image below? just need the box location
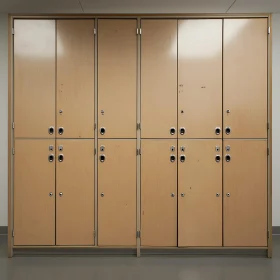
[8,13,272,258]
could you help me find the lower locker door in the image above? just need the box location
[14,139,55,245]
[141,140,177,246]
[56,140,94,245]
[223,140,267,247]
[98,140,136,246]
[178,140,222,247]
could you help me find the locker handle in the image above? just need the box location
[215,155,221,162]
[180,127,186,135]
[49,192,53,197]
[215,127,221,135]
[48,154,54,162]
[100,127,106,135]
[100,154,106,162]
[171,193,175,197]
[170,127,176,135]
[58,154,64,162]
[225,127,231,135]
[48,126,54,135]
[180,155,186,163]
[170,155,176,163]
[58,127,64,135]
[59,192,63,197]
[225,154,231,162]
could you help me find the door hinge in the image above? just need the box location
[268,230,270,239]
[137,28,142,35]
[137,148,141,156]
[12,148,15,155]
[12,230,14,237]
[268,26,271,34]
[267,148,270,156]
[94,28,97,35]
[267,123,270,130]
[12,122,15,129]
[137,123,141,130]
[12,28,14,35]
[94,123,96,130]
[136,230,141,238]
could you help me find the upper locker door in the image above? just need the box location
[98,20,137,138]
[57,20,95,139]
[141,20,177,138]
[178,20,222,139]
[141,140,177,246]
[56,140,94,245]
[224,19,267,139]
[178,140,222,247]
[14,20,55,138]
[223,140,267,246]
[14,139,55,245]
[98,140,136,246]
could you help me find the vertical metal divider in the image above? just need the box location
[136,17,141,257]
[221,18,224,248]
[94,18,98,247]
[267,14,272,258]
[55,19,58,246]
[176,19,179,248]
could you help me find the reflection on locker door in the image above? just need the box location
[98,20,137,138]
[14,140,55,245]
[57,20,95,139]
[14,20,55,138]
[141,140,177,246]
[56,140,94,245]
[178,140,222,247]
[141,20,177,138]
[178,20,222,139]
[224,19,267,138]
[98,140,136,246]
[224,140,267,246]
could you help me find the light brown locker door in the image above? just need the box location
[14,139,55,245]
[224,19,267,138]
[14,20,55,138]
[178,140,222,247]
[98,20,137,139]
[224,140,267,246]
[141,20,177,138]
[178,20,222,139]
[56,140,94,245]
[141,140,177,247]
[98,140,136,246]
[57,20,95,139]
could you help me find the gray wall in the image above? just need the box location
[0,13,279,226]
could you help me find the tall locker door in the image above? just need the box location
[57,20,95,139]
[224,19,267,138]
[14,140,55,245]
[98,20,137,138]
[14,20,55,138]
[141,20,177,138]
[141,140,177,246]
[56,140,94,245]
[98,140,136,246]
[224,140,267,246]
[178,20,222,139]
[178,140,222,247]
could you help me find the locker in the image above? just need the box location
[57,20,95,139]
[98,20,137,138]
[223,140,267,247]
[141,140,177,247]
[14,139,55,245]
[98,140,136,246]
[178,20,222,139]
[14,20,55,138]
[223,19,267,138]
[141,20,177,138]
[56,140,95,245]
[178,140,222,247]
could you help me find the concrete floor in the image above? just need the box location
[0,235,280,280]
